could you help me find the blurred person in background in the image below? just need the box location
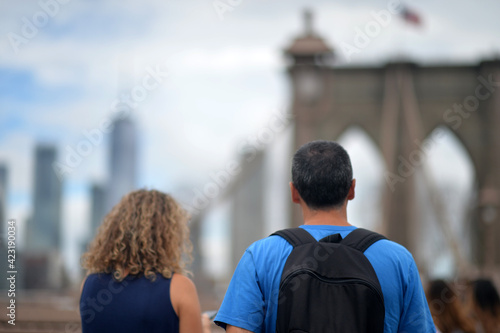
[80,189,211,333]
[470,279,500,333]
[427,279,476,333]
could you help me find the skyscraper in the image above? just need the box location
[28,145,62,251]
[90,183,106,236]
[24,144,64,289]
[106,115,137,212]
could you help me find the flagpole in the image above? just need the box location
[396,4,423,62]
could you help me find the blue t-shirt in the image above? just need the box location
[80,273,179,333]
[215,225,435,333]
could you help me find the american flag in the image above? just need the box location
[400,5,422,26]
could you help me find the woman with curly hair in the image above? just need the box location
[80,189,210,333]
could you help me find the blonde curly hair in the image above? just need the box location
[81,189,192,281]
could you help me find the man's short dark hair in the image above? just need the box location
[291,140,353,210]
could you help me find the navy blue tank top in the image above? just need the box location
[80,273,179,333]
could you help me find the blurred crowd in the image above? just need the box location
[426,278,500,333]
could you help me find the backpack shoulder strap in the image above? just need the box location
[340,228,386,252]
[270,228,317,248]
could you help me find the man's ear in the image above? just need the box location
[290,182,301,204]
[347,179,356,201]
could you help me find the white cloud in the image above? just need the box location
[173,47,281,72]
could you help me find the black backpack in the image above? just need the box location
[271,227,386,333]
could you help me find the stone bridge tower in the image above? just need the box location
[285,11,500,274]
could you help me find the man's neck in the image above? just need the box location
[302,206,351,226]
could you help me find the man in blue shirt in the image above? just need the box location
[215,140,436,332]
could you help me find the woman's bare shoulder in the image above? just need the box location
[171,274,197,293]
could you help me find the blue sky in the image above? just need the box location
[0,0,497,280]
